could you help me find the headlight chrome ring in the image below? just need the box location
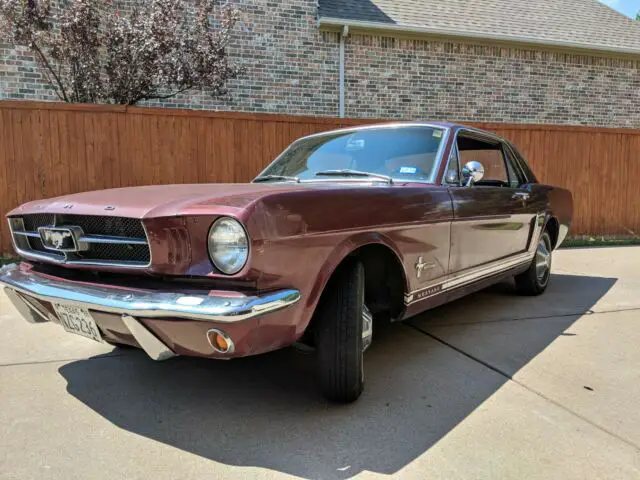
[207,217,249,275]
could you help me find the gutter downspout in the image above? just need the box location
[339,25,349,118]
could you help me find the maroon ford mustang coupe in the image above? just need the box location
[1,122,572,402]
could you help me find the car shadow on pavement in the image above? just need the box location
[58,273,616,479]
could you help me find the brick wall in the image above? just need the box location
[0,0,341,115]
[0,46,59,101]
[139,0,341,115]
[345,35,640,127]
[2,0,640,127]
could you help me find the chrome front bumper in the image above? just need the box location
[0,264,301,323]
[1,264,301,361]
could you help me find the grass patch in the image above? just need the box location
[561,237,640,248]
[0,255,18,266]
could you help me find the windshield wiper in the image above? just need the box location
[315,169,393,184]
[253,175,300,183]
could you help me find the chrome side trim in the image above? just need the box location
[443,252,532,290]
[0,265,301,323]
[404,251,534,304]
[122,315,177,361]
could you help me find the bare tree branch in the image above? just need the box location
[0,0,243,105]
[31,41,69,102]
[132,86,194,104]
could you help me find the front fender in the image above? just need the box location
[303,231,409,319]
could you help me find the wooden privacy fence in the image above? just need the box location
[1,100,639,254]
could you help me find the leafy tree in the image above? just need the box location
[0,0,243,104]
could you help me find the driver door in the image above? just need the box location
[447,131,537,274]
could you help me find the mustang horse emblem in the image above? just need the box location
[39,228,76,251]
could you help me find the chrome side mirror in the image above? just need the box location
[462,161,485,187]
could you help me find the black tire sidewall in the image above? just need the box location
[315,258,365,403]
[515,230,553,296]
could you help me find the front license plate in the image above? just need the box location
[53,303,102,343]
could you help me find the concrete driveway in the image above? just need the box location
[1,247,639,479]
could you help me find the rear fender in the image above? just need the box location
[545,187,573,248]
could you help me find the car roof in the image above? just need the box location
[297,121,507,143]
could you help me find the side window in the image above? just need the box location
[506,143,534,184]
[502,144,525,188]
[444,145,460,185]
[457,134,509,186]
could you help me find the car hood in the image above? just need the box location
[7,182,376,219]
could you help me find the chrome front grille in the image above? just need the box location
[9,214,151,267]
[21,214,55,231]
[58,214,146,238]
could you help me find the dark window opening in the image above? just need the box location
[457,135,509,187]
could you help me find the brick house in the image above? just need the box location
[2,0,640,127]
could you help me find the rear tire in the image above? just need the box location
[515,231,552,296]
[315,258,365,403]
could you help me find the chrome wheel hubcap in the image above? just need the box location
[362,305,373,352]
[535,237,551,284]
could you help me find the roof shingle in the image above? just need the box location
[319,0,640,54]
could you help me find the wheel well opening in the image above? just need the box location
[301,244,407,345]
[352,244,407,322]
[546,217,560,249]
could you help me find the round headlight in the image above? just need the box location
[207,217,249,275]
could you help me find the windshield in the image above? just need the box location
[257,126,447,183]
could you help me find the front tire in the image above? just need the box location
[515,231,553,296]
[315,258,365,403]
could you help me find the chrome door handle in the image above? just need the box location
[512,192,530,201]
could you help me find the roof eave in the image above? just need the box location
[318,16,640,57]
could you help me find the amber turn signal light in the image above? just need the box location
[206,329,234,354]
